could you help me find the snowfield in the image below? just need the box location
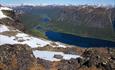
[0,24,69,48]
[0,34,50,48]
[33,50,81,61]
[0,24,50,48]
[0,10,7,19]
[0,7,12,11]
[0,7,13,19]
[0,25,10,32]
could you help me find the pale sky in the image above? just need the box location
[0,0,115,6]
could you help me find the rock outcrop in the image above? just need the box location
[0,44,39,70]
[0,6,25,31]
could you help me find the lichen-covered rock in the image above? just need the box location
[0,44,42,70]
[38,48,115,70]
[81,48,115,70]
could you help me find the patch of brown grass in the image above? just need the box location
[0,31,18,36]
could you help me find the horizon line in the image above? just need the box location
[1,3,114,7]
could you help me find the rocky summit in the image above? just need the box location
[0,6,115,70]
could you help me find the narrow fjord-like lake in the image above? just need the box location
[45,31,115,48]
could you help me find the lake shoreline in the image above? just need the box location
[45,31,115,48]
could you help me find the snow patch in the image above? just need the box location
[0,7,13,11]
[0,33,50,48]
[16,33,50,48]
[0,25,69,48]
[0,35,18,45]
[33,50,81,61]
[0,10,7,19]
[0,25,50,48]
[0,25,10,32]
[0,7,13,19]
[55,42,68,48]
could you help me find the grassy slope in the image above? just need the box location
[19,6,115,42]
[20,14,115,42]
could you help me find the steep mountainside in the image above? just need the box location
[13,5,115,41]
[0,6,115,70]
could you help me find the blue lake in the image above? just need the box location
[45,31,115,48]
[41,18,50,23]
[112,20,115,31]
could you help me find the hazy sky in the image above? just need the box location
[0,0,115,6]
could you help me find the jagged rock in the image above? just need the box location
[81,48,114,70]
[0,44,40,70]
[56,59,80,70]
[48,48,114,70]
[0,9,25,31]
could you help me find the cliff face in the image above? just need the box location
[0,6,115,70]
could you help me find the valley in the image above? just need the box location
[0,4,115,70]
[13,5,115,42]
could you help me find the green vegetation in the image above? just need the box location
[49,20,115,41]
[20,14,115,41]
[30,29,47,39]
[18,6,115,42]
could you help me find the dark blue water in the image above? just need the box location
[112,19,115,31]
[41,18,50,23]
[45,31,115,48]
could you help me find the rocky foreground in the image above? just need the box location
[0,44,115,70]
[0,6,115,70]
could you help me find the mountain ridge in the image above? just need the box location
[13,5,115,41]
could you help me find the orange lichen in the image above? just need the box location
[11,55,18,69]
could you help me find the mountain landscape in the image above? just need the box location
[0,4,115,70]
[13,5,115,41]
